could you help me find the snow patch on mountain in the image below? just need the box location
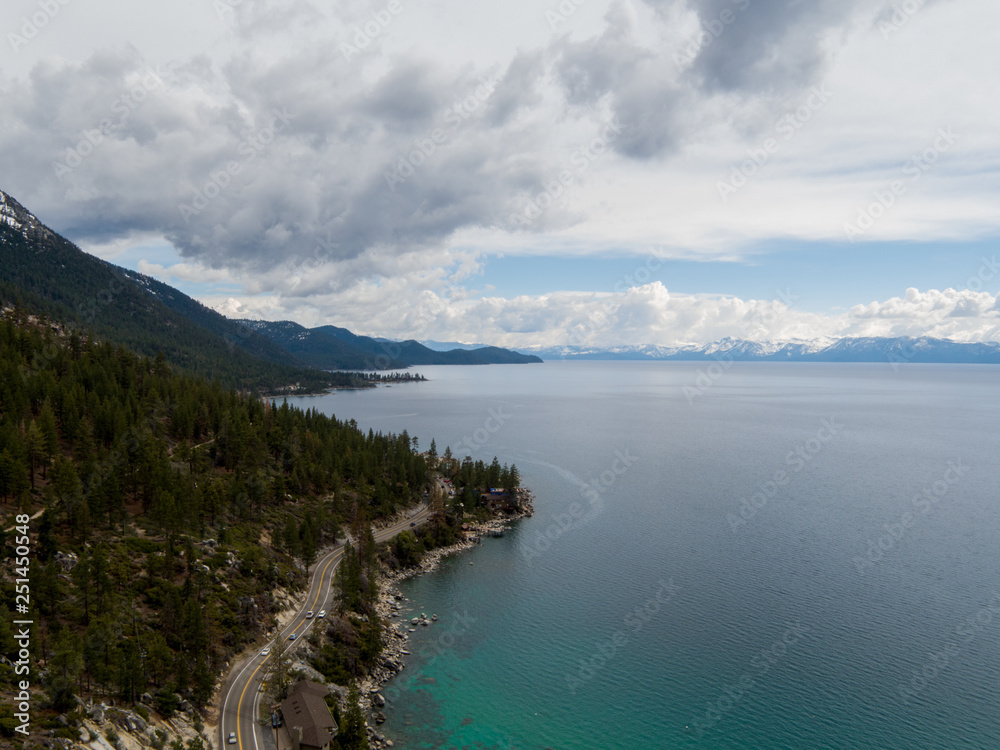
[0,189,49,239]
[526,336,1000,363]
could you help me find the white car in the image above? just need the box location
[260,647,270,656]
[288,633,297,640]
[317,610,326,619]
[306,611,313,619]
[228,732,237,745]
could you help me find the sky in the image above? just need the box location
[2,0,999,349]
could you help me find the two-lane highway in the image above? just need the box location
[218,504,433,750]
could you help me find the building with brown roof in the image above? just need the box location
[278,681,338,750]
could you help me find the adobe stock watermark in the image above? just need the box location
[561,252,669,356]
[384,76,499,191]
[519,449,637,565]
[177,107,295,222]
[213,0,247,21]
[546,0,589,32]
[565,579,681,694]
[879,0,927,40]
[853,459,970,575]
[843,127,957,242]
[340,0,405,62]
[8,0,74,54]
[506,118,625,228]
[717,86,833,201]
[674,0,751,67]
[727,417,843,532]
[898,592,1000,705]
[681,287,800,403]
[889,257,999,371]
[380,610,477,706]
[53,64,178,179]
[451,407,512,459]
[19,278,126,379]
[223,232,346,351]
[687,622,811,739]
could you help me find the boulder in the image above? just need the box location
[128,711,147,732]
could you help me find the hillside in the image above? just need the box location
[245,321,543,369]
[237,320,406,370]
[1,190,540,388]
[0,191,364,392]
[0,312,429,745]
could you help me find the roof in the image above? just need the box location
[280,681,338,749]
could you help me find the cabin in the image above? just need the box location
[278,681,338,750]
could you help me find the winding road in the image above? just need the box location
[217,504,433,750]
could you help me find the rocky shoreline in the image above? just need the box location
[356,489,535,748]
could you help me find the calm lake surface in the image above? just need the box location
[287,361,1000,749]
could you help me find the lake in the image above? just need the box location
[287,361,1000,749]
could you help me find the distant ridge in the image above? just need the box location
[0,188,347,391]
[527,336,1000,364]
[242,320,543,369]
[0,187,537,392]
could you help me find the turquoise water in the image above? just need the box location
[287,362,1000,749]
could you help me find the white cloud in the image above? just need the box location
[2,0,999,344]
[198,275,1000,349]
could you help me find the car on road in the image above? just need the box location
[288,633,297,640]
[317,610,326,618]
[228,733,236,745]
[306,610,313,618]
[410,522,416,527]
[260,647,270,656]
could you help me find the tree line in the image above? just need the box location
[0,313,429,736]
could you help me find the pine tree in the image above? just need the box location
[38,399,60,478]
[338,683,371,750]
[24,421,43,489]
[509,463,521,490]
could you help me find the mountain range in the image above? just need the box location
[239,320,542,370]
[0,189,539,390]
[4,188,997,373]
[526,336,1000,364]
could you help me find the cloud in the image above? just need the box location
[198,275,1000,350]
[1,0,999,345]
[845,287,1000,341]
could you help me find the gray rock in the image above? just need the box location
[128,712,147,732]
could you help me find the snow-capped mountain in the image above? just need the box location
[0,189,50,239]
[527,336,1000,364]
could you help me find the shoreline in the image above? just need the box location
[357,490,535,748]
